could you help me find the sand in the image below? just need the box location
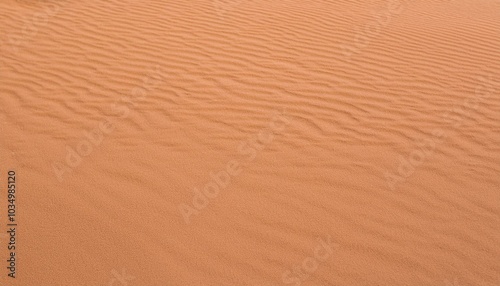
[0,0,499,285]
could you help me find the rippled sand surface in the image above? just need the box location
[0,0,499,285]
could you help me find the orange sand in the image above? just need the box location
[0,0,499,285]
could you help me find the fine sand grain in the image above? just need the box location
[0,0,499,285]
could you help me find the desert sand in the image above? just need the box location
[0,0,499,285]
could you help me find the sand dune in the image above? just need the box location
[0,0,499,285]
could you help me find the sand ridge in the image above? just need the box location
[0,0,499,285]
